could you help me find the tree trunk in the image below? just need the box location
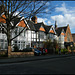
[8,39,12,57]
[7,24,12,57]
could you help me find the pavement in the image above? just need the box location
[0,54,75,64]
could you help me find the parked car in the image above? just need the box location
[34,48,42,56]
[23,47,34,52]
[42,48,48,55]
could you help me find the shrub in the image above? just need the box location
[55,48,59,54]
[60,48,68,54]
[61,49,63,53]
[13,45,19,52]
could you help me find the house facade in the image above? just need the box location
[0,12,73,50]
[0,15,56,50]
[25,16,56,48]
[55,22,73,48]
[72,34,75,46]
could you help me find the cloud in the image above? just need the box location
[51,2,75,32]
[45,9,49,13]
[37,17,52,25]
[37,18,47,24]
[55,2,67,14]
[48,21,51,25]
[46,2,50,6]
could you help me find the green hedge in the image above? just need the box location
[61,48,68,54]
[55,48,68,54]
[55,49,59,54]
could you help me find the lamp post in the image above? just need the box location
[70,44,73,54]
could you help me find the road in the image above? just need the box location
[0,56,75,74]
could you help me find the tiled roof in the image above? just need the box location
[56,26,67,36]
[11,17,22,26]
[34,22,43,31]
[43,24,52,33]
[26,20,36,31]
[34,22,52,33]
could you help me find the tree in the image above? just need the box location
[0,0,54,55]
[43,39,51,49]
[53,39,58,50]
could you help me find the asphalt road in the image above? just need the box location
[0,56,75,74]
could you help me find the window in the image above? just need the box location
[39,31,44,39]
[0,26,5,34]
[0,28,1,33]
[5,41,8,49]
[2,28,4,33]
[24,30,26,37]
[60,35,64,43]
[49,33,53,38]
[13,40,25,50]
[67,33,70,42]
[15,28,17,35]
[0,39,4,50]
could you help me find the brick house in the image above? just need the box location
[55,21,73,48]
[72,34,75,45]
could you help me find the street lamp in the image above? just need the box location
[70,44,73,54]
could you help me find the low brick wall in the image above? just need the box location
[73,50,75,52]
[8,52,34,57]
[68,50,75,53]
[68,50,71,53]
[0,50,7,55]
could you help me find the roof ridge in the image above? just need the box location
[57,26,67,28]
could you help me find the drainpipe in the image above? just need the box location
[35,31,38,48]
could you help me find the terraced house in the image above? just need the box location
[0,12,73,50]
[26,16,56,48]
[0,14,57,50]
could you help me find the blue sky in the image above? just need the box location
[37,1,75,34]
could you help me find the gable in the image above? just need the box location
[65,25,73,42]
[39,25,45,32]
[50,30,54,33]
[61,32,64,35]
[0,14,6,23]
[18,20,26,27]
[49,27,55,33]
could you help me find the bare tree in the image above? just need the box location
[0,0,54,55]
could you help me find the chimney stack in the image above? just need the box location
[55,20,57,29]
[31,16,37,24]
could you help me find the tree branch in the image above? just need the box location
[11,26,27,41]
[11,1,32,21]
[10,1,26,19]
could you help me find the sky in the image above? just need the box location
[37,1,75,34]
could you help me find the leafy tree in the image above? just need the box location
[43,39,51,49]
[53,39,59,50]
[43,39,59,54]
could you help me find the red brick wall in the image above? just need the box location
[72,34,75,43]
[64,25,73,42]
[9,52,34,57]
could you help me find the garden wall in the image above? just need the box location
[7,46,34,57]
[8,52,34,57]
[0,50,7,55]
